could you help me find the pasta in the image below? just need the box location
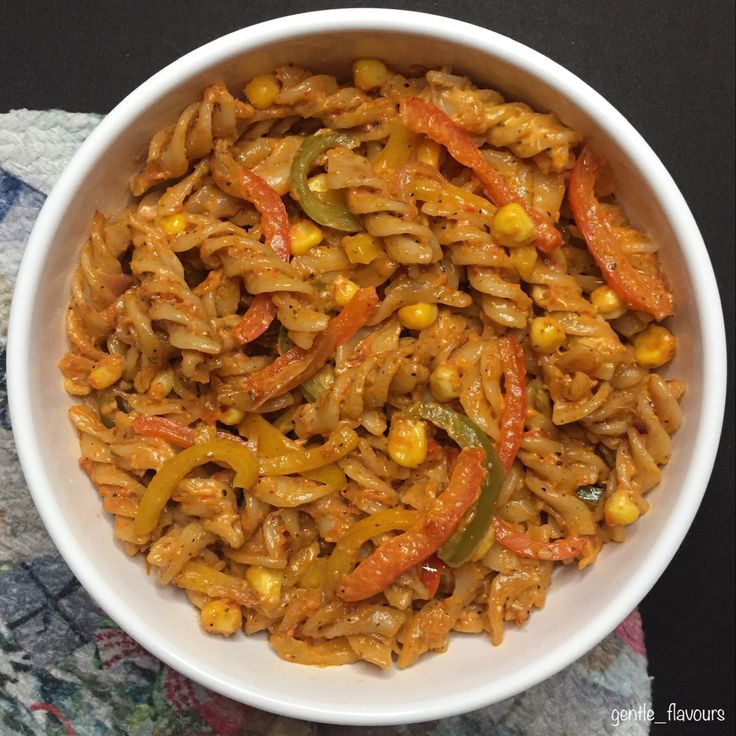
[59,60,683,669]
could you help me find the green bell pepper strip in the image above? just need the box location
[403,401,505,567]
[290,133,364,232]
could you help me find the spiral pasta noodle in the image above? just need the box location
[60,59,682,669]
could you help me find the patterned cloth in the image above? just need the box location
[0,110,652,736]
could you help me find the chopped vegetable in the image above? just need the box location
[290,133,363,232]
[497,335,527,472]
[403,402,505,567]
[239,287,377,409]
[337,448,485,601]
[399,97,563,252]
[397,302,438,330]
[326,509,417,593]
[529,316,566,355]
[387,417,428,468]
[200,598,242,636]
[633,324,677,368]
[232,293,277,346]
[605,490,641,526]
[418,554,445,598]
[133,438,258,536]
[239,414,359,475]
[212,143,291,344]
[568,147,673,319]
[493,518,589,562]
[244,73,281,109]
[575,484,605,506]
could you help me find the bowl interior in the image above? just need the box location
[10,12,722,725]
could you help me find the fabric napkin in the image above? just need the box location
[0,110,651,736]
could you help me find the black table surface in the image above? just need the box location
[2,0,734,730]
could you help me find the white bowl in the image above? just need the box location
[7,8,727,725]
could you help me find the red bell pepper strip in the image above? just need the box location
[497,335,527,472]
[568,147,673,320]
[132,415,195,448]
[493,517,589,562]
[418,554,445,598]
[337,448,485,602]
[399,97,563,252]
[240,287,378,409]
[212,144,292,344]
[132,415,247,448]
[231,293,278,345]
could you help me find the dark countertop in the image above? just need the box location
[2,0,734,729]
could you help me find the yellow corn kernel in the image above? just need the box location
[509,244,538,280]
[387,418,428,468]
[491,203,536,246]
[416,138,441,167]
[219,407,245,426]
[246,566,283,606]
[307,173,330,193]
[333,275,360,306]
[398,302,438,331]
[591,285,626,319]
[148,368,174,399]
[605,490,641,526]
[159,212,187,236]
[430,362,461,402]
[352,58,392,91]
[633,325,677,368]
[530,316,566,354]
[89,355,124,390]
[200,598,242,636]
[290,219,324,256]
[343,233,382,264]
[244,73,281,110]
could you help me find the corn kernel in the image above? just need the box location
[530,316,566,354]
[159,212,187,236]
[343,233,382,264]
[148,368,174,399]
[333,275,360,306]
[430,362,461,402]
[416,138,441,167]
[246,566,282,605]
[307,173,330,193]
[244,73,281,110]
[591,285,626,319]
[491,203,536,246]
[605,490,641,526]
[352,58,392,91]
[290,219,324,256]
[219,407,245,426]
[387,418,428,468]
[509,244,538,280]
[299,557,328,589]
[200,598,242,636]
[89,355,124,390]
[633,325,677,368]
[398,302,438,331]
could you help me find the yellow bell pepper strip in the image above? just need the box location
[212,142,292,344]
[290,132,364,232]
[238,287,377,409]
[270,635,359,666]
[238,414,359,476]
[399,97,563,252]
[326,509,417,594]
[568,147,673,319]
[173,560,256,607]
[497,334,527,473]
[337,448,485,602]
[493,518,590,563]
[133,439,258,536]
[303,463,347,491]
[372,120,416,178]
[402,402,504,567]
